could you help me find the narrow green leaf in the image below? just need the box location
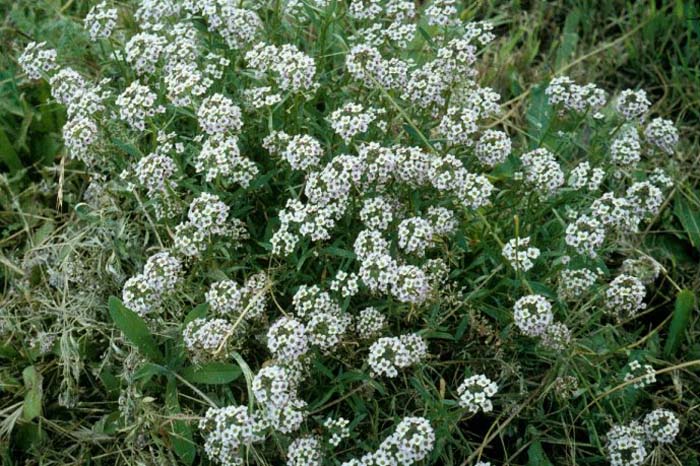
[526,84,553,147]
[179,362,241,385]
[108,296,163,362]
[663,289,696,358]
[166,379,196,465]
[184,303,209,326]
[527,441,554,466]
[22,366,42,421]
[555,9,581,69]
[0,126,22,174]
[674,195,700,248]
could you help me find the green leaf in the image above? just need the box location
[527,441,554,466]
[674,194,700,248]
[179,362,241,385]
[555,9,581,69]
[663,289,696,358]
[108,296,163,362]
[184,303,209,326]
[22,366,42,421]
[322,246,356,259]
[526,84,553,147]
[166,379,196,465]
[0,126,22,174]
[111,137,143,159]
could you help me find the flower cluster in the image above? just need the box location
[607,409,681,466]
[513,295,554,337]
[643,409,680,444]
[199,406,266,466]
[616,89,650,121]
[246,43,318,94]
[368,334,427,377]
[328,102,382,143]
[558,268,601,301]
[546,76,606,115]
[183,318,234,361]
[341,417,435,466]
[287,436,323,466]
[18,41,57,80]
[502,236,540,272]
[355,307,386,339]
[84,1,118,41]
[116,81,166,131]
[122,252,182,316]
[644,117,679,154]
[520,148,565,196]
[624,360,656,389]
[174,193,248,257]
[263,131,324,171]
[456,374,498,413]
[323,417,351,447]
[604,274,647,321]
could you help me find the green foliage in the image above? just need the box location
[0,1,699,465]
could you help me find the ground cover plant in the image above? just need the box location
[1,0,700,465]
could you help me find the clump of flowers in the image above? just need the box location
[355,307,386,339]
[606,422,647,466]
[502,236,540,272]
[457,374,498,413]
[18,41,57,80]
[183,318,234,361]
[605,274,647,321]
[643,409,680,444]
[541,322,572,351]
[368,334,427,377]
[13,2,692,465]
[624,361,656,389]
[513,295,554,337]
[199,406,266,466]
[84,1,118,41]
[644,117,679,154]
[616,89,650,121]
[340,417,435,466]
[558,268,601,301]
[267,317,310,362]
[287,436,323,466]
[324,417,351,447]
[520,148,565,196]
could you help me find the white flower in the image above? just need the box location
[624,360,656,388]
[197,93,243,135]
[476,129,511,167]
[513,294,553,337]
[267,317,309,362]
[355,307,386,339]
[116,81,165,131]
[606,423,647,466]
[84,2,118,41]
[616,89,650,120]
[565,215,605,257]
[643,409,679,444]
[287,436,322,466]
[18,41,57,80]
[457,374,498,413]
[520,148,564,196]
[183,318,233,360]
[644,117,678,154]
[323,417,350,447]
[502,236,540,272]
[397,217,434,256]
[605,274,646,321]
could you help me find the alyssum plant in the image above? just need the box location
[9,0,689,465]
